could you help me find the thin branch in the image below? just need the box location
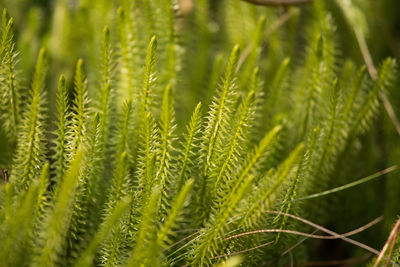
[374,217,400,267]
[298,253,371,266]
[167,231,200,250]
[0,168,8,183]
[290,166,397,202]
[225,211,382,256]
[212,241,274,260]
[277,215,382,261]
[241,0,313,7]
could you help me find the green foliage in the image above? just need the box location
[0,1,399,266]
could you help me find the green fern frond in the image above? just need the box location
[197,45,241,223]
[96,26,114,146]
[202,44,241,171]
[157,84,177,217]
[210,89,256,203]
[74,196,131,267]
[11,48,47,191]
[230,125,283,196]
[141,35,157,112]
[0,9,20,142]
[0,180,40,266]
[33,148,84,267]
[135,111,159,204]
[66,59,90,162]
[352,58,396,135]
[191,173,255,266]
[176,102,203,192]
[126,186,161,266]
[154,179,194,264]
[116,5,139,102]
[112,99,133,164]
[99,152,131,266]
[68,113,105,259]
[52,75,69,184]
[241,143,305,229]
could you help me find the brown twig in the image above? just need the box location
[241,0,313,7]
[225,211,382,256]
[298,253,371,266]
[274,215,382,264]
[0,168,8,183]
[212,240,274,260]
[374,217,400,267]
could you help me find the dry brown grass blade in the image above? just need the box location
[298,253,371,266]
[241,0,313,7]
[374,217,400,267]
[225,211,381,255]
[0,168,8,183]
[212,241,274,260]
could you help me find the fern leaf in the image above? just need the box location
[157,84,177,217]
[176,102,203,191]
[126,186,161,266]
[241,143,305,229]
[352,58,396,135]
[74,196,131,267]
[210,89,256,203]
[11,48,47,191]
[197,45,241,223]
[154,179,194,265]
[141,35,157,112]
[99,152,131,266]
[33,148,84,267]
[0,10,20,142]
[66,59,90,162]
[52,75,69,184]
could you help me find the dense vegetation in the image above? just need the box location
[0,0,399,266]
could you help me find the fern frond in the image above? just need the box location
[33,148,84,267]
[112,99,133,164]
[155,179,194,264]
[176,102,203,191]
[241,143,305,229]
[66,59,90,162]
[157,84,177,217]
[96,26,114,146]
[68,113,105,260]
[352,58,396,135]
[11,48,47,191]
[197,45,241,223]
[52,75,69,184]
[33,161,50,229]
[0,180,40,266]
[191,173,255,266]
[135,111,159,203]
[202,44,241,171]
[141,35,157,112]
[210,89,256,203]
[116,5,139,102]
[74,196,131,267]
[99,152,131,266]
[0,9,20,142]
[229,125,283,196]
[126,186,161,266]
